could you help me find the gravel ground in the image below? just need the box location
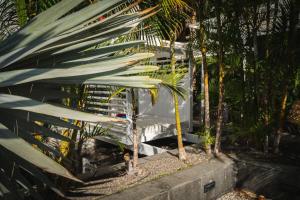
[217,191,256,200]
[67,147,208,200]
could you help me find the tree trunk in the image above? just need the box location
[273,85,288,154]
[190,11,203,124]
[214,62,225,154]
[190,11,197,91]
[199,0,212,154]
[273,0,298,154]
[263,0,271,154]
[132,128,138,169]
[214,0,225,154]
[174,92,187,160]
[131,89,139,172]
[202,51,210,131]
[170,34,187,161]
[201,56,205,126]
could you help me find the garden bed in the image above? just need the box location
[66,145,210,199]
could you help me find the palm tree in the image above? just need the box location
[170,33,187,161]
[197,0,213,154]
[0,0,161,198]
[0,0,20,40]
[273,0,299,153]
[214,0,225,154]
[136,0,190,161]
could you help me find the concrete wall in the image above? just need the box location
[102,154,235,200]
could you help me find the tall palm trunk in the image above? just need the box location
[190,11,202,124]
[170,34,187,161]
[199,0,211,154]
[202,51,210,133]
[131,88,139,170]
[273,0,298,153]
[263,0,271,154]
[190,11,197,91]
[214,0,225,154]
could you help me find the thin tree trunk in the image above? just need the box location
[190,11,197,91]
[199,0,212,154]
[203,51,210,133]
[214,0,225,154]
[131,89,139,171]
[273,85,288,154]
[201,57,205,126]
[190,11,203,124]
[251,3,259,122]
[170,33,187,161]
[263,0,271,154]
[132,128,138,169]
[273,0,298,154]
[174,92,187,160]
[253,30,259,120]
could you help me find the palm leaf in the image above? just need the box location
[0,0,162,197]
[0,94,123,123]
[0,123,80,182]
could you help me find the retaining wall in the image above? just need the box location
[101,154,235,200]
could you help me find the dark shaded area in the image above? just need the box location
[225,134,300,200]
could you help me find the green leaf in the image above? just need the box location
[0,123,80,182]
[6,85,75,101]
[0,0,123,68]
[0,112,71,142]
[44,76,161,88]
[0,94,124,123]
[0,53,155,87]
[3,109,80,130]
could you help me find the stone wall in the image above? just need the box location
[102,154,235,200]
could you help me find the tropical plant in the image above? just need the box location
[197,0,213,154]
[0,0,20,40]
[0,0,162,198]
[198,129,215,153]
[124,0,190,161]
[272,0,299,153]
[170,34,187,161]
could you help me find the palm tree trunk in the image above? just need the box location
[273,0,298,154]
[273,85,288,154]
[202,50,212,154]
[190,11,197,90]
[131,89,139,170]
[132,128,138,169]
[214,62,225,154]
[199,0,211,154]
[189,11,202,124]
[173,92,187,160]
[214,0,225,154]
[202,51,210,131]
[201,56,206,126]
[170,33,187,161]
[263,0,271,154]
